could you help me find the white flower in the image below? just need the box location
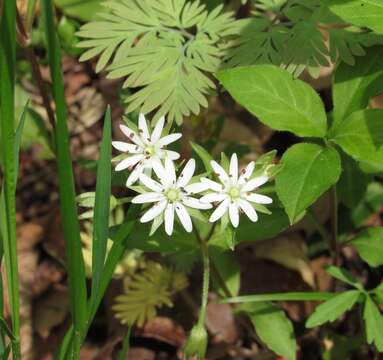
[112,114,182,186]
[200,153,272,228]
[132,158,212,236]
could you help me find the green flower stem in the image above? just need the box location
[330,186,339,266]
[198,236,210,325]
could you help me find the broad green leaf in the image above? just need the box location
[191,142,213,173]
[337,153,371,208]
[327,0,383,33]
[329,109,383,172]
[351,227,383,267]
[216,65,327,137]
[333,46,383,126]
[54,0,103,21]
[306,290,360,328]
[91,108,112,302]
[363,295,383,352]
[225,292,334,303]
[240,302,296,360]
[276,143,341,224]
[325,266,361,288]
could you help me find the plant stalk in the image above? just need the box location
[329,186,339,266]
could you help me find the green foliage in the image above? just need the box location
[351,227,383,267]
[239,302,296,360]
[77,0,239,125]
[225,292,334,303]
[217,65,327,137]
[325,265,362,288]
[327,0,383,33]
[276,143,341,224]
[55,0,103,21]
[363,295,383,352]
[306,290,361,328]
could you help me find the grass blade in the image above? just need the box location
[0,1,21,356]
[91,107,112,304]
[225,292,335,304]
[41,0,88,348]
[118,327,132,360]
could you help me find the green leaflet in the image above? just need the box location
[54,0,103,21]
[306,290,361,328]
[351,227,383,267]
[240,302,296,360]
[333,46,383,126]
[325,266,362,289]
[329,109,383,172]
[276,143,341,224]
[327,0,383,33]
[76,0,240,125]
[216,65,327,138]
[363,295,383,352]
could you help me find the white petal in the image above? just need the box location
[152,160,169,187]
[184,182,211,194]
[209,199,230,223]
[140,173,163,192]
[151,116,165,143]
[112,141,140,153]
[229,153,238,181]
[132,192,165,204]
[158,133,182,147]
[238,199,258,222]
[229,202,239,228]
[200,177,223,192]
[244,193,273,204]
[177,159,195,188]
[138,113,150,142]
[126,165,142,186]
[200,193,228,203]
[175,203,192,233]
[241,175,269,192]
[164,203,175,235]
[140,200,167,223]
[115,155,142,171]
[164,158,176,185]
[211,161,229,183]
[239,161,255,183]
[183,197,212,210]
[120,124,144,147]
[165,150,180,160]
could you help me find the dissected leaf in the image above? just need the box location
[363,295,383,352]
[306,290,360,328]
[325,266,361,288]
[351,227,383,267]
[276,143,341,224]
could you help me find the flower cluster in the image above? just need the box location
[113,114,272,235]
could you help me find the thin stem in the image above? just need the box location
[118,327,132,360]
[307,208,331,245]
[198,234,210,326]
[329,186,339,266]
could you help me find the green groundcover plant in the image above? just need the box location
[1,0,383,359]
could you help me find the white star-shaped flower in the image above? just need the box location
[112,114,181,186]
[132,158,212,236]
[200,153,272,228]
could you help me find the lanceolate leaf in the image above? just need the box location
[351,227,383,267]
[363,295,383,352]
[306,290,360,328]
[216,65,327,138]
[327,0,383,33]
[276,143,341,224]
[329,109,383,172]
[333,46,383,126]
[240,302,296,360]
[325,266,361,288]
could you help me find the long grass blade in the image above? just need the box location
[0,1,21,356]
[118,327,132,360]
[41,0,88,348]
[224,292,335,304]
[91,107,112,304]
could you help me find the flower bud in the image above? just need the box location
[183,323,208,359]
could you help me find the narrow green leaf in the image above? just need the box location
[0,0,21,356]
[191,142,213,173]
[363,295,383,352]
[91,107,112,302]
[41,0,88,339]
[325,266,362,288]
[225,292,334,303]
[351,227,383,267]
[306,290,360,328]
[329,109,383,172]
[276,143,341,224]
[332,46,383,126]
[216,65,327,138]
[240,302,296,360]
[118,327,132,360]
[327,0,383,33]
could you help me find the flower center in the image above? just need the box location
[228,186,240,200]
[166,188,180,202]
[145,145,156,156]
